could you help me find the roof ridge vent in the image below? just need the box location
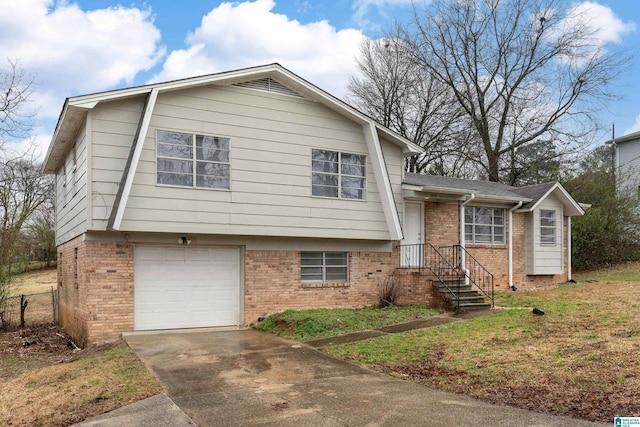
[233,78,302,98]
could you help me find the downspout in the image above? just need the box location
[508,201,523,289]
[460,194,476,284]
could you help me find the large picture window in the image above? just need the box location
[465,206,505,244]
[311,149,366,200]
[301,252,348,282]
[540,209,557,245]
[156,130,230,189]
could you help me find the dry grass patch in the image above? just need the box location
[0,326,162,427]
[8,269,57,296]
[326,277,640,422]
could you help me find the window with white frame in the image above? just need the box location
[540,209,557,245]
[464,206,505,244]
[60,165,67,207]
[301,252,348,282]
[156,130,230,189]
[311,149,366,200]
[71,146,77,195]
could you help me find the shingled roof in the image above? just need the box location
[403,174,584,216]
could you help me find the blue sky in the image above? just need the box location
[1,0,638,158]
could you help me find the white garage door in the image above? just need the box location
[134,245,240,331]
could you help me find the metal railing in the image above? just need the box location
[439,245,494,307]
[397,243,463,310]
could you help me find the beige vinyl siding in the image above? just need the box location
[380,138,404,227]
[117,84,390,239]
[525,196,564,275]
[90,96,146,229]
[55,127,88,245]
[617,140,640,196]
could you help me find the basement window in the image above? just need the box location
[301,252,348,283]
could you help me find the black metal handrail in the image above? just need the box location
[439,245,494,307]
[397,243,463,310]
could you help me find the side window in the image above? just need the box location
[540,209,556,245]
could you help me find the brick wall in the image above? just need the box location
[57,236,134,347]
[244,249,403,325]
[423,202,568,290]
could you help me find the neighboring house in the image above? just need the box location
[610,130,640,197]
[43,64,584,347]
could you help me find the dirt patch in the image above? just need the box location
[0,325,80,377]
[0,325,161,426]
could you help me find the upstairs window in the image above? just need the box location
[311,149,366,200]
[465,206,505,245]
[156,130,230,190]
[301,252,348,283]
[540,209,557,245]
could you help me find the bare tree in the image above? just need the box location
[346,29,476,176]
[1,59,36,147]
[0,150,53,318]
[404,0,627,182]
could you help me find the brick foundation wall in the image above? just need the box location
[244,249,401,325]
[57,236,134,347]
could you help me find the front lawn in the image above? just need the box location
[253,266,640,422]
[324,277,640,422]
[253,305,439,341]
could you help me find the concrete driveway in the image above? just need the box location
[126,329,607,427]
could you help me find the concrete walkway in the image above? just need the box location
[119,325,607,427]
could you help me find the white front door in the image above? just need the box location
[401,202,424,267]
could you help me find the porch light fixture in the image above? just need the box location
[179,236,191,245]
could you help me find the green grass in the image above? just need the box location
[323,278,640,423]
[253,305,439,341]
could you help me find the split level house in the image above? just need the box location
[43,64,585,347]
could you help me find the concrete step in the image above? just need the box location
[458,302,493,311]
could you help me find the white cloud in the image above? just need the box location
[151,0,366,99]
[352,0,414,29]
[553,1,635,65]
[0,0,165,119]
[624,115,640,136]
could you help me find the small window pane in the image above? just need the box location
[158,143,193,159]
[157,172,193,187]
[158,159,192,173]
[157,130,193,146]
[341,153,366,177]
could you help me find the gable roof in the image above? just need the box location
[403,174,584,216]
[605,129,640,145]
[42,63,423,174]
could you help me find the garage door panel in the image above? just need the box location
[134,246,240,331]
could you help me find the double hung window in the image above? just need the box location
[157,130,230,190]
[311,149,366,200]
[464,206,505,244]
[540,209,557,245]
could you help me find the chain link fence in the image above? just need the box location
[0,288,57,328]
